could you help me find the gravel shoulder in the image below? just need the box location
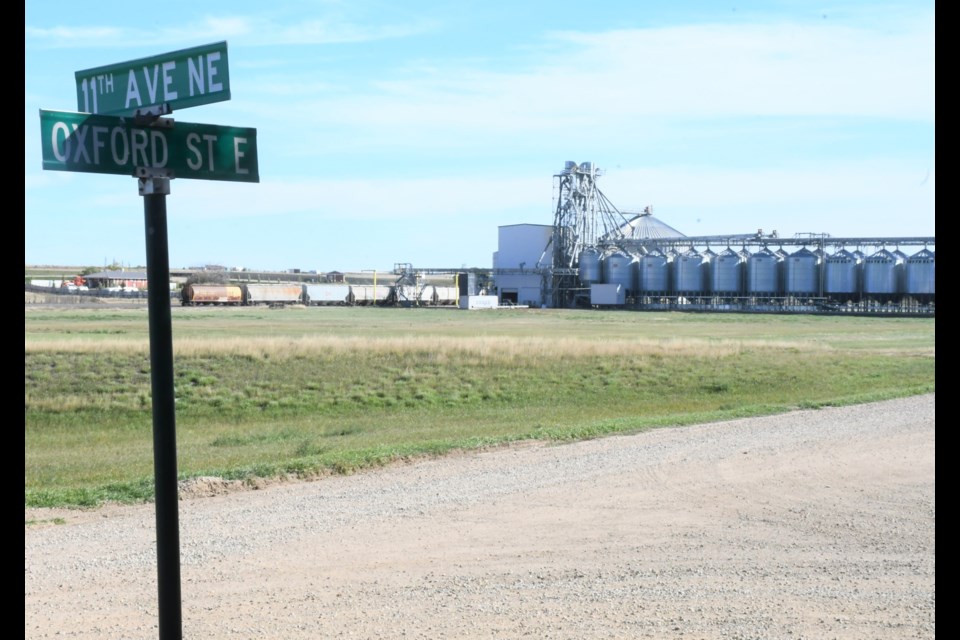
[25,394,936,639]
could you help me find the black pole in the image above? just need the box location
[141,176,183,640]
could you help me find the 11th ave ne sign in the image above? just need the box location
[39,109,259,183]
[76,41,230,116]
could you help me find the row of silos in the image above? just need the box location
[578,246,935,300]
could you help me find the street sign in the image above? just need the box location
[75,41,230,116]
[39,109,259,183]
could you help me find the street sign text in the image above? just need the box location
[75,42,230,116]
[40,109,259,183]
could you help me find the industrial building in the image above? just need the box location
[487,161,934,316]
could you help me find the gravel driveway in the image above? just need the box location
[25,393,936,639]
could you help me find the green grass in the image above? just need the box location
[25,306,935,509]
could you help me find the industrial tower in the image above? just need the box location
[550,161,627,307]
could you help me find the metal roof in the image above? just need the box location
[83,270,148,280]
[608,213,687,240]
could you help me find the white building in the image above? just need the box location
[492,224,553,307]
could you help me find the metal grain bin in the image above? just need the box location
[637,249,670,294]
[862,248,903,297]
[904,248,935,297]
[745,247,781,296]
[602,249,637,294]
[710,247,743,295]
[672,248,706,295]
[578,247,603,285]
[823,249,860,299]
[783,247,821,296]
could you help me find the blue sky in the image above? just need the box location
[26,1,935,272]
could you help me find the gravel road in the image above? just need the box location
[25,394,935,639]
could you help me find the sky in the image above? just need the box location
[25,1,935,273]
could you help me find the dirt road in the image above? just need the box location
[25,394,935,639]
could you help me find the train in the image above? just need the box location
[180,282,460,307]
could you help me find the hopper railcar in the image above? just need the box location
[242,283,305,306]
[181,283,243,306]
[303,283,353,305]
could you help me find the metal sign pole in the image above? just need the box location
[140,175,183,640]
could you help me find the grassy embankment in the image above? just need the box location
[25,306,935,508]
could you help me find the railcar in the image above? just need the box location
[181,283,243,305]
[303,283,353,305]
[241,284,305,306]
[349,284,391,306]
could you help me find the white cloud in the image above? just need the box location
[25,12,435,50]
[238,15,934,165]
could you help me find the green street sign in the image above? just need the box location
[39,109,259,183]
[75,42,230,116]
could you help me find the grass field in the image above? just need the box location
[25,305,935,508]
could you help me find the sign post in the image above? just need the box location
[140,175,182,640]
[39,42,257,640]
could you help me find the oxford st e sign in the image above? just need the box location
[39,109,259,182]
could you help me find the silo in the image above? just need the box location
[637,249,670,294]
[862,248,903,298]
[823,249,861,300]
[672,248,706,295]
[712,248,744,295]
[745,247,781,296]
[904,248,935,299]
[602,249,637,294]
[710,247,743,295]
[783,247,821,296]
[578,247,603,285]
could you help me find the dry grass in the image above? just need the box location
[24,334,830,360]
[25,308,935,509]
